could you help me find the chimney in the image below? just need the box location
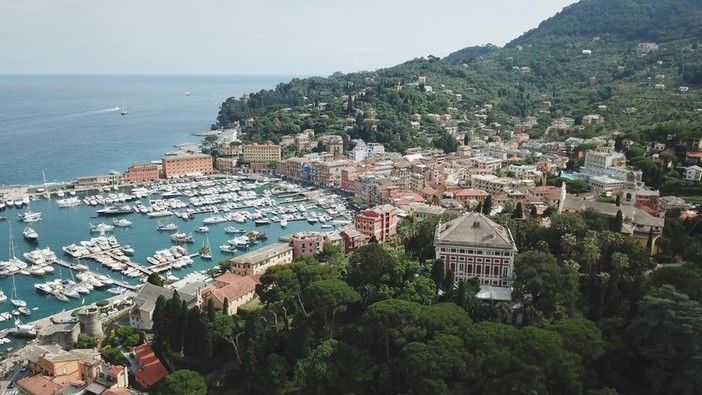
[473,221,481,228]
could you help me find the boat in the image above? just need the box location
[120,100,129,115]
[147,210,173,218]
[10,273,26,307]
[0,290,6,303]
[321,224,334,229]
[121,245,135,255]
[17,211,42,223]
[61,288,80,298]
[307,216,319,224]
[56,197,81,208]
[29,266,46,276]
[224,226,245,234]
[18,306,31,316]
[112,218,133,227]
[53,291,69,302]
[280,219,288,227]
[219,244,237,254]
[230,236,250,248]
[22,227,38,242]
[255,218,270,226]
[170,232,194,243]
[157,222,178,231]
[89,222,114,233]
[195,226,209,233]
[202,215,228,224]
[96,205,132,216]
[34,283,52,295]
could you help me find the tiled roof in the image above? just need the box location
[17,375,63,395]
[208,275,258,304]
[434,212,517,250]
[133,344,168,389]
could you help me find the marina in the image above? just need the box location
[0,174,353,352]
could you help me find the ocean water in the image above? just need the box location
[0,74,293,186]
[0,75,336,352]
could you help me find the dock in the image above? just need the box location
[52,259,138,291]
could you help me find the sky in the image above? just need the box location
[0,0,577,76]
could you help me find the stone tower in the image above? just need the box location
[78,307,103,338]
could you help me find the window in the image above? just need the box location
[459,256,465,261]
[467,265,472,274]
[459,249,465,254]
[458,264,464,272]
[476,258,483,263]
[484,266,490,275]
[476,265,481,274]
[485,258,492,264]
[467,257,474,263]
[503,267,509,277]
[450,248,456,253]
[493,266,498,276]
[450,263,456,271]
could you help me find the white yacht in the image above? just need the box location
[157,222,177,231]
[56,197,81,208]
[112,218,133,227]
[280,219,288,227]
[17,211,42,223]
[89,222,115,233]
[22,227,38,242]
[147,210,173,218]
[202,215,227,224]
[195,226,209,233]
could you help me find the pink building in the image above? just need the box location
[354,204,399,243]
[290,231,324,258]
[161,154,213,178]
[123,163,160,183]
[340,229,370,254]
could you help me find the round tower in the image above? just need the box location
[78,307,104,338]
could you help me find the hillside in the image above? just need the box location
[217,0,702,152]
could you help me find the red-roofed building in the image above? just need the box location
[340,229,370,254]
[201,273,259,315]
[133,344,168,389]
[354,204,399,243]
[454,188,489,206]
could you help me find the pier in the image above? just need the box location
[52,259,139,291]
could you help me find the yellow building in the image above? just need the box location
[242,144,281,163]
[229,242,293,276]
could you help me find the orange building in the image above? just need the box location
[340,229,370,254]
[26,345,103,383]
[354,204,399,243]
[123,163,160,183]
[161,154,213,178]
[133,343,168,389]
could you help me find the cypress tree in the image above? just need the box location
[611,210,623,232]
[147,273,163,287]
[207,298,216,322]
[646,228,654,252]
[442,269,455,294]
[196,317,213,360]
[530,206,538,218]
[455,279,467,310]
[222,297,230,316]
[513,202,523,219]
[346,97,353,114]
[430,259,446,291]
[152,295,167,341]
[482,195,493,215]
[615,195,621,206]
[184,307,201,359]
[475,201,483,213]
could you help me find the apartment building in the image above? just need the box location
[229,242,294,276]
[161,154,213,178]
[354,204,398,242]
[242,144,281,163]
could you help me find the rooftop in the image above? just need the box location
[434,212,517,251]
[230,242,293,265]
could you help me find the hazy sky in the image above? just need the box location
[0,0,577,75]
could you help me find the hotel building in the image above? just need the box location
[242,144,281,163]
[161,154,213,178]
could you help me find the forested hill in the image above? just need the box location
[218,0,702,150]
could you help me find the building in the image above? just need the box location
[684,165,702,181]
[289,231,324,257]
[129,283,197,330]
[229,242,294,276]
[200,273,259,315]
[412,204,446,222]
[354,204,399,243]
[242,144,281,163]
[123,163,160,183]
[339,229,370,254]
[434,213,518,297]
[471,175,516,196]
[454,188,489,206]
[25,345,103,383]
[133,343,168,389]
[161,154,213,178]
[43,322,80,350]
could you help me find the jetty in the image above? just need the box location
[53,259,138,291]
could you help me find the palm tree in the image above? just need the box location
[580,239,601,276]
[496,301,513,324]
[198,245,211,258]
[560,233,578,258]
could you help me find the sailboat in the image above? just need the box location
[120,100,129,116]
[200,237,212,260]
[41,169,50,199]
[10,273,26,308]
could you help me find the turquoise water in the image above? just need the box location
[0,190,336,326]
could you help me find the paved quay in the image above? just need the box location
[0,291,135,380]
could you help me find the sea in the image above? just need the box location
[0,75,335,353]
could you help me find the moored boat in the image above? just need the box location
[112,218,133,227]
[23,227,38,242]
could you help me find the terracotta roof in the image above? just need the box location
[214,272,244,286]
[421,186,439,195]
[209,276,258,304]
[133,344,168,389]
[17,375,63,395]
[109,365,126,377]
[454,188,489,197]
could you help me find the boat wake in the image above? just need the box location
[90,107,122,114]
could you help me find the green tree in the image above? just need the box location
[361,299,422,361]
[158,369,207,395]
[530,205,538,217]
[207,298,216,322]
[628,285,702,394]
[430,259,446,291]
[482,195,493,215]
[304,279,360,338]
[513,250,579,319]
[513,202,524,219]
[294,339,371,395]
[147,272,163,287]
[442,269,455,295]
[152,295,167,341]
[346,243,396,304]
[222,297,229,315]
[615,195,621,206]
[611,210,623,232]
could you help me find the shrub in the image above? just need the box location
[96,300,109,307]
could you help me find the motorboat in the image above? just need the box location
[202,216,228,224]
[62,244,88,258]
[29,266,46,276]
[22,227,38,242]
[195,226,209,233]
[34,283,52,294]
[89,222,114,233]
[17,211,42,223]
[219,244,237,254]
[61,288,80,299]
[0,290,6,303]
[56,197,81,208]
[112,218,133,227]
[53,291,69,302]
[157,222,177,231]
[230,236,250,248]
[307,216,318,224]
[280,219,288,227]
[147,210,173,218]
[224,226,245,233]
[170,232,194,243]
[18,306,31,316]
[254,218,270,226]
[96,205,132,216]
